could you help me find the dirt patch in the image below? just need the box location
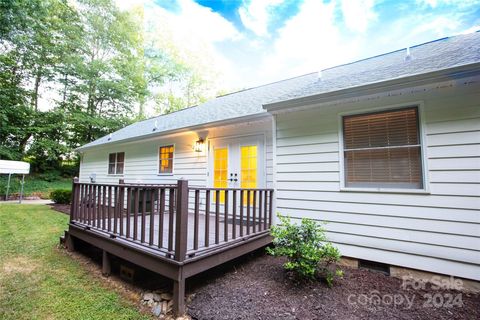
[60,241,479,320]
[1,256,38,275]
[187,254,480,320]
[61,248,144,305]
[59,245,170,319]
[49,203,70,215]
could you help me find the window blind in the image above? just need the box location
[343,107,423,189]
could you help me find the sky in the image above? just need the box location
[117,0,480,91]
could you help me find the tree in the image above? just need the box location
[0,0,225,174]
[0,0,79,161]
[60,0,148,148]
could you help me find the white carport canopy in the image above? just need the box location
[0,160,30,203]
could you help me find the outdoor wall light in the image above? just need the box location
[193,138,204,153]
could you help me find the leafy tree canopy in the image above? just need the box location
[0,0,222,174]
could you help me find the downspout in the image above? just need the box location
[271,114,278,225]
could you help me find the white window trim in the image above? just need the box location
[337,101,430,194]
[157,143,175,176]
[107,152,125,176]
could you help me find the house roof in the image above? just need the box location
[78,72,318,150]
[79,31,480,151]
[266,31,480,106]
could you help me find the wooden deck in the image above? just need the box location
[64,179,273,316]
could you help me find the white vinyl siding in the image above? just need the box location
[79,119,273,189]
[274,82,480,281]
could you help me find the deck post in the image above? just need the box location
[173,179,188,316]
[69,177,79,222]
[173,276,186,316]
[102,250,111,276]
[174,179,188,262]
[65,233,75,252]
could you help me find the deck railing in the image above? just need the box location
[69,178,274,262]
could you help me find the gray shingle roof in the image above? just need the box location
[79,72,318,150]
[79,31,480,150]
[269,31,480,104]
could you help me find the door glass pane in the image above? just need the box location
[240,145,257,204]
[213,148,228,203]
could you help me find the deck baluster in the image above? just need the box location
[205,190,210,247]
[269,190,273,227]
[126,187,131,238]
[113,186,118,234]
[158,188,165,248]
[263,190,268,230]
[107,186,112,231]
[258,190,263,231]
[246,190,251,235]
[193,189,200,250]
[133,188,139,240]
[149,188,155,245]
[224,190,229,242]
[168,188,175,252]
[252,190,256,233]
[240,191,244,237]
[141,188,147,243]
[215,190,220,244]
[232,190,237,239]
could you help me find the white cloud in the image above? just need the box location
[238,0,284,37]
[460,24,480,34]
[416,0,480,8]
[115,0,147,11]
[340,0,377,33]
[257,0,359,83]
[114,0,243,114]
[112,0,480,93]
[418,0,439,7]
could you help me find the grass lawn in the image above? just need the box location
[0,204,150,320]
[0,176,72,199]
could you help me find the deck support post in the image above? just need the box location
[173,179,188,316]
[69,177,79,222]
[65,233,75,252]
[102,250,111,276]
[173,274,186,316]
[174,179,189,262]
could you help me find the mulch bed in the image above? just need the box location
[50,203,70,215]
[187,253,479,320]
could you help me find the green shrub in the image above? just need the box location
[267,214,343,286]
[50,189,72,204]
[37,171,62,182]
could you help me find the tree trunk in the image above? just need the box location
[62,73,68,103]
[32,72,41,111]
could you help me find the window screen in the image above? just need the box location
[159,145,174,173]
[343,107,423,189]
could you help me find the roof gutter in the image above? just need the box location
[263,62,480,112]
[76,112,271,152]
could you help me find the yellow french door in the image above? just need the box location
[240,145,257,189]
[213,148,228,203]
[211,136,264,204]
[240,145,257,205]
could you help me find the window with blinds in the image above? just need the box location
[342,107,423,189]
